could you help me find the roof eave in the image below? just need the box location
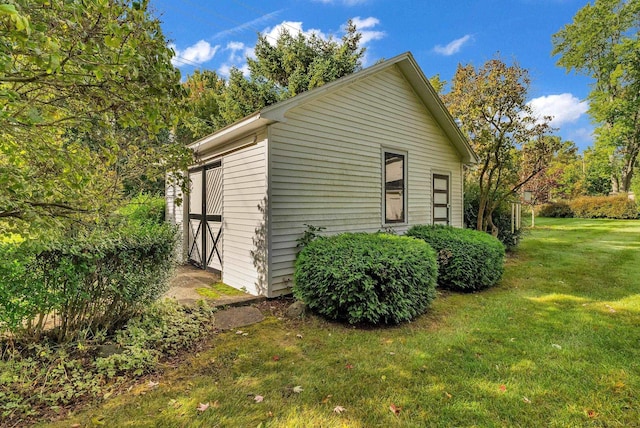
[188,112,272,155]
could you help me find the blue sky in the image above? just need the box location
[150,0,595,150]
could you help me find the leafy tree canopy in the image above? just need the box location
[444,58,556,233]
[177,20,365,143]
[553,0,640,192]
[0,0,190,236]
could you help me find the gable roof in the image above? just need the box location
[190,52,478,164]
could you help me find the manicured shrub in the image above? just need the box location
[538,201,574,218]
[0,222,177,342]
[406,225,505,292]
[293,233,437,325]
[569,194,638,219]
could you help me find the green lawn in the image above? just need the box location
[44,218,640,427]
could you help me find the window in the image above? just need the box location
[384,151,406,223]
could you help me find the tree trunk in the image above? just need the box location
[620,154,637,192]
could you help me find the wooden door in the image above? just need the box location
[187,160,223,271]
[433,174,450,225]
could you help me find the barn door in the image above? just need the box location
[187,160,223,271]
[433,174,450,225]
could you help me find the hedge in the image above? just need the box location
[406,225,505,292]
[569,194,638,219]
[538,195,638,219]
[0,222,177,342]
[293,233,438,325]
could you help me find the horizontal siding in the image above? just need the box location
[268,65,463,293]
[222,139,268,296]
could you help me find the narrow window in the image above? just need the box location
[384,151,406,223]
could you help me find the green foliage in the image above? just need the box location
[293,233,437,325]
[538,201,574,218]
[569,194,638,219]
[249,20,364,97]
[0,0,189,236]
[553,0,640,192]
[177,20,365,143]
[0,222,177,342]
[583,145,613,195]
[295,223,326,250]
[117,194,166,225]
[464,182,524,250]
[0,300,216,424]
[444,58,554,235]
[407,225,505,292]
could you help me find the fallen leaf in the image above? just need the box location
[91,416,105,425]
[605,304,616,313]
[293,386,303,393]
[523,396,531,404]
[333,405,346,414]
[272,355,280,361]
[254,395,264,403]
[587,409,598,418]
[444,391,452,399]
[148,381,159,389]
[212,400,220,408]
[197,402,209,412]
[70,424,81,428]
[388,352,396,355]
[296,334,303,339]
[267,411,273,417]
[390,403,401,415]
[499,384,507,392]
[242,332,249,336]
[552,344,562,350]
[236,330,244,335]
[321,394,333,404]
[345,363,354,369]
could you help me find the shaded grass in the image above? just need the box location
[42,218,640,427]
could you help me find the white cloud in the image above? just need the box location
[226,41,246,63]
[352,16,378,29]
[262,21,327,44]
[527,93,589,126]
[218,63,250,78]
[433,35,472,56]
[351,16,386,44]
[171,40,219,67]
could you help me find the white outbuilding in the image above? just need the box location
[166,52,477,297]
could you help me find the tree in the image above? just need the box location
[177,19,366,144]
[443,58,555,234]
[249,20,364,97]
[553,0,640,192]
[519,137,587,203]
[0,0,189,235]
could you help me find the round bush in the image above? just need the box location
[293,233,438,325]
[406,225,505,292]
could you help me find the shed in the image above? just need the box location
[166,52,477,297]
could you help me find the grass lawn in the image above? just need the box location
[42,218,640,427]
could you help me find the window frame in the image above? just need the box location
[381,148,408,225]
